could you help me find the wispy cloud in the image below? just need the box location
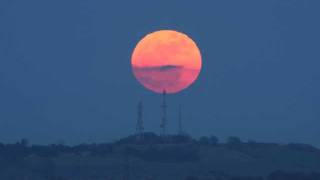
[133,65,183,72]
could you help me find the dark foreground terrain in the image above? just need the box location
[1,133,320,180]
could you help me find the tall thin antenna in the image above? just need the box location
[178,104,183,135]
[160,90,167,136]
[136,100,144,140]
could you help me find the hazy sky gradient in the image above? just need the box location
[0,0,319,146]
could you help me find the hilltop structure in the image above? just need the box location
[160,90,167,137]
[136,100,144,140]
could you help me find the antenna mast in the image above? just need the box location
[160,90,167,136]
[178,104,183,135]
[136,100,144,140]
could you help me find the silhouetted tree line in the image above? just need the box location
[117,132,220,146]
[116,132,195,144]
[0,139,114,159]
[0,133,319,161]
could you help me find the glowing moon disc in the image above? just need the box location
[131,30,202,94]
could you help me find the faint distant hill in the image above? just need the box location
[1,133,320,180]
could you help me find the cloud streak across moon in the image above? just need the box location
[131,30,202,94]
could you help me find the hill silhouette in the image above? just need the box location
[1,133,320,180]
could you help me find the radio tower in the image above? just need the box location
[178,104,183,135]
[136,100,144,140]
[160,90,167,137]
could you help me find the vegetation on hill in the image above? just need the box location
[0,133,320,180]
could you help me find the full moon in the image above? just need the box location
[131,30,202,94]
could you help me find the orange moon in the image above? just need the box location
[131,30,202,94]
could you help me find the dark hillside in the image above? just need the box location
[1,134,320,180]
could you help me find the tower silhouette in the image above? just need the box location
[136,100,144,140]
[160,90,167,136]
[178,104,183,135]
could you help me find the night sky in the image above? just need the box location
[0,0,319,146]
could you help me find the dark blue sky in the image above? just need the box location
[0,0,319,146]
